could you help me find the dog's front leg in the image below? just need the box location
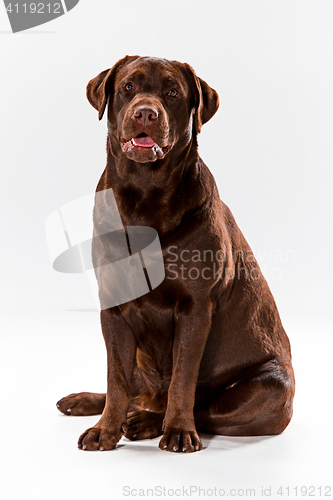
[159,302,212,453]
[78,308,136,451]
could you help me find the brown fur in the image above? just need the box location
[57,56,295,453]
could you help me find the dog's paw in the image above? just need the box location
[159,428,202,453]
[78,425,125,451]
[56,392,105,416]
[125,411,164,441]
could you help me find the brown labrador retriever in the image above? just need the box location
[57,55,295,452]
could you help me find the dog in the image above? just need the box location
[57,55,295,453]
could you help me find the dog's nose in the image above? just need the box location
[133,106,159,125]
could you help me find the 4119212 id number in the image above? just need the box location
[273,486,332,496]
[5,3,61,14]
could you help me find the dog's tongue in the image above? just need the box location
[132,136,156,147]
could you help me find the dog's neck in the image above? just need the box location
[96,135,216,236]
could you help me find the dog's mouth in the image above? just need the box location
[120,133,170,158]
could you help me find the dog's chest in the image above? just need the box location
[122,295,175,373]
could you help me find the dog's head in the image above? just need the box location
[87,56,219,164]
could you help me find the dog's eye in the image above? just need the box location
[167,89,178,97]
[125,83,135,91]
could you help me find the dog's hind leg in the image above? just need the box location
[194,359,295,436]
[56,391,148,419]
[125,410,164,441]
[56,392,106,416]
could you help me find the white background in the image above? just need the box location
[0,1,332,499]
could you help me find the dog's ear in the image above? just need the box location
[183,63,220,134]
[86,55,139,120]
